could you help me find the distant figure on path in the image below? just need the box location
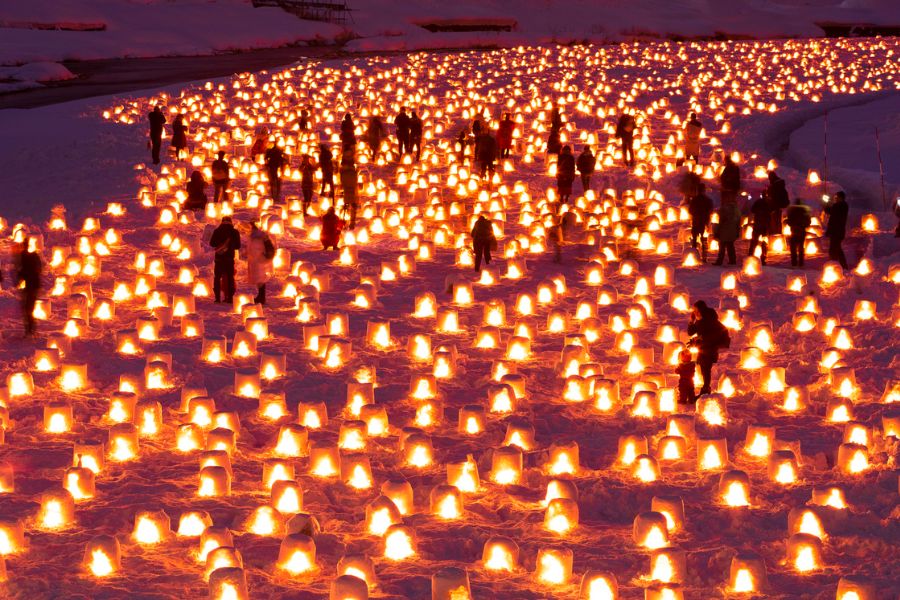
[340,155,359,229]
[615,110,636,167]
[824,190,849,269]
[713,195,741,266]
[264,143,285,200]
[184,170,208,211]
[148,106,165,165]
[209,216,240,303]
[319,144,335,200]
[719,154,741,205]
[676,349,697,404]
[300,154,316,215]
[250,126,268,157]
[321,207,344,251]
[476,130,498,179]
[16,241,42,337]
[246,222,275,305]
[546,108,562,156]
[340,113,357,153]
[683,112,702,162]
[576,146,595,193]
[556,145,576,206]
[766,170,790,235]
[409,109,423,161]
[394,108,411,156]
[471,214,495,272]
[171,114,188,159]
[786,198,811,267]
[497,113,515,158]
[687,300,730,397]
[688,182,713,262]
[367,115,385,160]
[211,151,230,203]
[749,193,772,265]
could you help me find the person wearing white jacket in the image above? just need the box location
[246,223,274,305]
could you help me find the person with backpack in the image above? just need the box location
[209,216,241,304]
[766,170,789,235]
[409,110,423,161]
[786,198,812,267]
[687,300,729,397]
[264,143,285,201]
[556,145,576,206]
[688,183,714,262]
[471,214,496,272]
[824,190,849,269]
[749,193,772,265]
[616,110,636,167]
[211,151,230,203]
[683,112,702,162]
[300,154,316,215]
[497,113,515,158]
[148,106,166,165]
[713,196,741,265]
[576,146,595,193]
[246,222,275,305]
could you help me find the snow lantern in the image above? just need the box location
[490,445,523,485]
[43,402,73,433]
[837,443,869,474]
[298,402,328,429]
[84,535,120,577]
[546,441,580,476]
[651,496,685,533]
[836,577,876,600]
[768,450,800,484]
[787,533,823,572]
[208,567,249,600]
[337,554,376,588]
[59,362,87,391]
[132,510,172,545]
[403,433,434,468]
[383,524,416,561]
[649,547,686,583]
[743,425,775,458]
[108,423,139,461]
[633,512,669,549]
[535,547,573,585]
[579,570,618,599]
[198,465,231,497]
[277,533,316,575]
[309,442,339,477]
[38,488,75,530]
[271,480,303,515]
[728,552,767,593]
[273,424,307,458]
[342,454,374,490]
[482,537,519,572]
[262,458,294,490]
[233,369,260,399]
[381,479,414,516]
[64,464,95,500]
[205,546,244,581]
[330,575,368,600]
[544,498,579,534]
[178,511,212,538]
[718,470,751,507]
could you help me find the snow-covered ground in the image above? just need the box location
[0,38,899,599]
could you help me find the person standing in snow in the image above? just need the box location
[749,193,772,265]
[687,300,729,397]
[246,222,275,305]
[320,207,344,251]
[766,170,789,236]
[497,113,515,158]
[616,110,636,167]
[16,241,41,337]
[471,214,495,272]
[476,130,498,180]
[250,126,269,158]
[340,113,357,154]
[209,216,240,304]
[264,143,285,201]
[824,190,849,269]
[184,170,208,212]
[786,197,812,267]
[300,154,316,215]
[394,108,411,156]
[675,349,697,404]
[299,109,312,132]
[340,154,359,229]
[576,146,595,194]
[556,145,576,206]
[719,154,741,206]
[409,109,423,161]
[211,151,230,203]
[678,167,702,205]
[683,112,702,163]
[367,115,385,160]
[319,144,335,200]
[546,108,562,156]
[171,114,188,159]
[688,183,714,262]
[148,106,166,165]
[713,195,741,266]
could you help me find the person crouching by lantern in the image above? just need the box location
[321,207,345,251]
[687,301,730,397]
[246,223,275,305]
[264,143,285,201]
[471,214,496,272]
[16,241,42,337]
[688,183,713,262]
[184,171,208,211]
[209,216,240,304]
[556,146,576,207]
[676,349,697,404]
[300,155,315,216]
[340,154,359,229]
[211,151,230,203]
[786,198,811,268]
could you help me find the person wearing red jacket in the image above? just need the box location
[497,113,515,158]
[321,207,345,251]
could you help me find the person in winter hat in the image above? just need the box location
[719,154,741,205]
[264,143,285,201]
[749,193,772,265]
[394,108,411,156]
[615,110,636,167]
[320,206,344,251]
[409,109,424,161]
[171,114,188,159]
[367,115,385,160]
[300,154,315,215]
[184,170,208,212]
[211,151,230,203]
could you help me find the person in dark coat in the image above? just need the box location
[409,110,423,161]
[209,216,240,303]
[320,207,344,250]
[184,170,208,211]
[211,151,229,203]
[319,144,335,199]
[678,169,701,204]
[299,109,311,132]
[687,300,728,396]
[616,111,636,167]
[688,183,714,262]
[749,194,771,264]
[394,108,411,156]
[766,170,789,235]
[340,155,359,229]
[546,108,562,156]
[300,154,315,215]
[171,114,188,159]
[719,155,741,205]
[264,143,285,200]
[340,113,357,153]
[148,106,166,165]
[713,197,741,265]
[556,145,576,205]
[824,190,849,269]
[497,113,515,158]
[675,349,697,404]
[367,115,385,160]
[476,131,498,179]
[16,242,42,337]
[785,198,812,267]
[471,214,495,272]
[576,146,595,193]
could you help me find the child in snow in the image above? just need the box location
[676,349,697,404]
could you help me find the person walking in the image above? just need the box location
[546,109,562,156]
[340,155,359,229]
[209,216,240,304]
[675,349,697,404]
[786,198,811,267]
[683,112,702,162]
[688,183,714,262]
[148,106,166,165]
[687,300,730,396]
[719,154,741,205]
[471,214,495,272]
[409,110,423,161]
[824,190,849,269]
[476,130,498,180]
[713,195,741,265]
[184,170,208,211]
[320,207,344,250]
[556,145,576,206]
[766,170,789,236]
[300,154,316,215]
[246,223,275,305]
[319,144,335,200]
[340,113,357,154]
[616,110,636,167]
[264,143,285,201]
[394,108,411,156]
[367,115,385,160]
[749,193,772,265]
[171,114,188,159]
[16,241,42,337]
[497,113,515,158]
[211,151,230,203]
[576,146,595,194]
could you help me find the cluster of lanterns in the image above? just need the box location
[1,37,898,599]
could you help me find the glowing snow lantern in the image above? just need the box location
[649,547,686,583]
[768,450,800,484]
[383,525,416,560]
[580,570,618,599]
[59,361,88,391]
[330,575,368,600]
[432,566,471,600]
[718,470,751,507]
[836,577,876,600]
[482,537,519,572]
[545,498,579,533]
[536,547,573,585]
[198,526,233,562]
[198,465,231,497]
[133,510,171,545]
[788,533,822,572]
[744,425,774,458]
[278,533,316,575]
[108,423,139,461]
[728,553,767,593]
[837,443,869,474]
[490,446,523,485]
[617,435,648,466]
[271,480,303,515]
[634,512,669,549]
[337,554,376,588]
[38,488,75,529]
[697,438,728,471]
